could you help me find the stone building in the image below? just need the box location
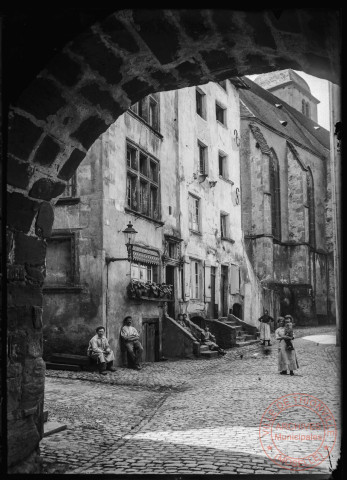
[42,78,264,365]
[239,73,334,325]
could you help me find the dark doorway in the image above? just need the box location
[165,265,175,319]
[221,265,229,316]
[209,266,218,318]
[190,316,205,329]
[233,303,242,319]
[142,318,159,362]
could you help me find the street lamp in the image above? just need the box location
[105,221,138,264]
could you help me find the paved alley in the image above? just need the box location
[41,326,340,475]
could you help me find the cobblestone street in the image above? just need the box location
[41,326,340,474]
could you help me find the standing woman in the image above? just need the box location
[275,316,299,375]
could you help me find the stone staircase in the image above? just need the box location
[219,315,260,347]
[199,344,219,359]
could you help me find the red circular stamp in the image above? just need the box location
[259,393,337,471]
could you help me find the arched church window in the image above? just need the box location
[306,168,316,247]
[302,99,306,114]
[269,149,281,241]
[305,102,310,118]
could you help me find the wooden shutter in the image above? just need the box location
[229,264,239,294]
[184,257,191,300]
[204,264,211,301]
[198,262,203,300]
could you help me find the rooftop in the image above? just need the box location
[239,76,330,155]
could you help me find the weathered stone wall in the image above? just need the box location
[240,116,330,324]
[268,85,318,122]
[42,138,105,359]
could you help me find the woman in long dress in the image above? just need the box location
[275,316,299,375]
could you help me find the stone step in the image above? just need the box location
[45,362,82,371]
[235,339,261,347]
[200,345,210,352]
[43,421,67,438]
[200,350,219,359]
[244,334,256,341]
[49,353,91,366]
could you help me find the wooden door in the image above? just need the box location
[165,265,175,319]
[221,266,228,316]
[142,318,159,362]
[210,266,217,318]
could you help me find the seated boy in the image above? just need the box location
[200,326,226,356]
[87,326,116,375]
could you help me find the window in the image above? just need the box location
[216,102,226,125]
[131,263,156,282]
[60,173,76,198]
[218,151,227,178]
[129,94,160,131]
[220,213,229,239]
[302,99,305,114]
[131,245,160,282]
[198,141,207,174]
[190,259,202,299]
[168,242,176,259]
[269,149,281,241]
[148,96,159,130]
[196,88,206,119]
[307,169,316,247]
[45,233,76,286]
[126,142,160,220]
[189,194,200,232]
[305,102,310,119]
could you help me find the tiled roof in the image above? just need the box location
[240,100,255,118]
[249,122,271,155]
[239,77,330,156]
[286,141,308,171]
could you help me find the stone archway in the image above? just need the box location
[6,8,341,473]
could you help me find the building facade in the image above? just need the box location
[239,73,334,325]
[43,79,264,365]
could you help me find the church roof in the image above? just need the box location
[254,69,311,94]
[239,76,330,155]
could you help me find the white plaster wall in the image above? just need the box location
[177,81,245,317]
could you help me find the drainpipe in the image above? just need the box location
[203,260,206,305]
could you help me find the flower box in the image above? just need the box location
[127,279,173,301]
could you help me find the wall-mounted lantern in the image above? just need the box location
[105,221,138,264]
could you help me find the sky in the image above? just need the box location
[247,71,330,130]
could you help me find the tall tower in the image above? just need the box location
[253,69,319,122]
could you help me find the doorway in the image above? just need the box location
[165,265,175,319]
[221,265,229,317]
[233,303,242,319]
[142,318,159,362]
[209,266,218,318]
